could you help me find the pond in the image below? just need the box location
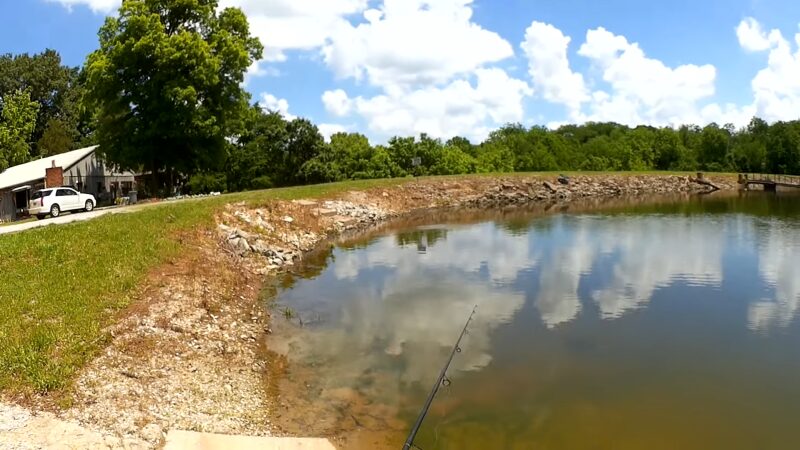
[266,193,800,450]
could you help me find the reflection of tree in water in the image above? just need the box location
[395,228,448,252]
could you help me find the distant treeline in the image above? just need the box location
[187,109,800,194]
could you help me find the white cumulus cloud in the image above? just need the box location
[317,0,528,140]
[521,21,589,115]
[318,123,349,141]
[322,0,514,90]
[736,17,782,52]
[259,92,295,120]
[322,89,353,117]
[46,0,119,13]
[517,21,765,128]
[576,27,718,126]
[335,68,532,142]
[739,18,800,123]
[220,0,368,62]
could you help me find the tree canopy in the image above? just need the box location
[83,0,262,191]
[0,50,86,158]
[0,89,39,172]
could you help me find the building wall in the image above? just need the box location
[0,190,14,223]
[63,152,136,199]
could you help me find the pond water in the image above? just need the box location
[266,193,800,450]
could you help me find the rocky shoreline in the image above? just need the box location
[0,174,738,449]
[219,174,737,269]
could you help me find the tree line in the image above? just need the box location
[1,0,800,195]
[187,111,800,194]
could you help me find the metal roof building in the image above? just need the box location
[0,146,135,222]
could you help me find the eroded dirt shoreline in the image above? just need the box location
[0,174,738,449]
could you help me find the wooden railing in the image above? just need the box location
[740,173,800,186]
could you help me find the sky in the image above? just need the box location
[2,0,800,143]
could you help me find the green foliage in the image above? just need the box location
[37,118,74,157]
[0,89,39,171]
[187,172,227,194]
[0,50,85,156]
[83,0,263,191]
[430,145,476,175]
[766,121,800,174]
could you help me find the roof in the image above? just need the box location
[0,146,98,191]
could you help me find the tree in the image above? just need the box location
[766,121,800,174]
[652,128,683,170]
[699,123,730,171]
[283,119,325,185]
[83,0,263,192]
[446,136,475,157]
[37,118,73,157]
[430,145,476,175]
[0,89,39,171]
[227,108,288,191]
[0,50,82,155]
[302,132,376,182]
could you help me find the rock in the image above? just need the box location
[234,211,253,224]
[282,216,294,223]
[316,208,338,217]
[231,237,251,255]
[250,240,271,256]
[140,423,163,443]
[334,216,357,227]
[543,181,558,193]
[292,199,318,207]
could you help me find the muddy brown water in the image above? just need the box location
[265,192,800,450]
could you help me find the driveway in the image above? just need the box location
[0,204,152,236]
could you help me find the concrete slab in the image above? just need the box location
[316,208,338,217]
[164,430,336,450]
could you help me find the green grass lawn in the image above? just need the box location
[0,172,735,397]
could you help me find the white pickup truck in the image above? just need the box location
[28,187,96,219]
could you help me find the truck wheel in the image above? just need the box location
[50,204,61,218]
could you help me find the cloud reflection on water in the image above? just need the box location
[279,213,800,389]
[748,220,800,332]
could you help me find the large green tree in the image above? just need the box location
[0,90,39,172]
[83,0,262,191]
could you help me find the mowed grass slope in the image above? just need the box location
[0,178,404,396]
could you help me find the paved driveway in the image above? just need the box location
[0,204,151,236]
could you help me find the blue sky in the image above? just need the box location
[2,0,800,142]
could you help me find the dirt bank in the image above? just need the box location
[0,174,737,449]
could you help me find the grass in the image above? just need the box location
[0,172,737,397]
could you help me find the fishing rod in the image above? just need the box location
[402,305,477,450]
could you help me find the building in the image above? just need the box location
[0,146,136,222]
